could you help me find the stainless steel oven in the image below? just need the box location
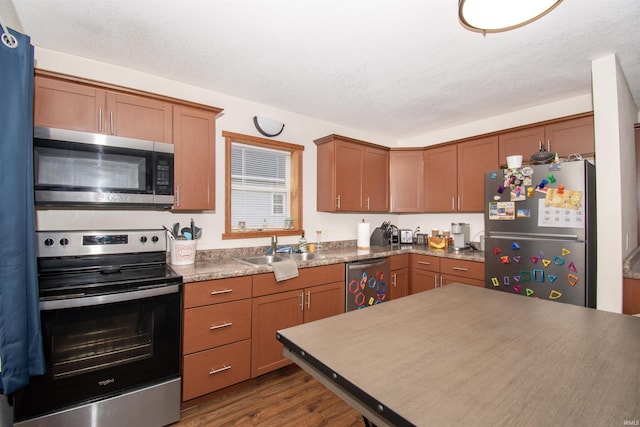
[13,230,182,427]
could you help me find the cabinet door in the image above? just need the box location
[410,269,439,294]
[34,76,105,133]
[335,140,363,211]
[390,268,409,299]
[544,115,594,158]
[498,126,544,167]
[106,92,172,142]
[173,105,216,210]
[363,146,389,212]
[423,145,457,212]
[304,282,345,323]
[457,136,499,212]
[390,150,423,212]
[251,290,304,378]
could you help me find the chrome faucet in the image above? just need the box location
[270,235,278,254]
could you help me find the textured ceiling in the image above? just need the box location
[8,0,640,139]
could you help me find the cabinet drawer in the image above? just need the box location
[183,299,251,354]
[389,254,409,270]
[184,276,252,308]
[252,263,344,297]
[182,339,251,401]
[442,274,485,288]
[410,254,440,272]
[440,258,484,281]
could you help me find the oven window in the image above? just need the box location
[50,306,153,379]
[35,146,146,190]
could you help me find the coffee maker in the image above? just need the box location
[451,223,470,250]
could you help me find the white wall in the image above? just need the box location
[592,54,638,313]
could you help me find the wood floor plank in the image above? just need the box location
[175,366,363,426]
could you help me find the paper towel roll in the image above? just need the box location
[357,222,370,249]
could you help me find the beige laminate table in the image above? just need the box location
[277,284,640,427]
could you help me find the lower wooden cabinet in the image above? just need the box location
[440,258,485,287]
[409,254,441,294]
[182,276,252,402]
[623,277,640,315]
[182,340,251,401]
[409,254,485,292]
[389,254,409,299]
[251,280,344,378]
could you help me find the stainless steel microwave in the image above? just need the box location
[33,127,174,208]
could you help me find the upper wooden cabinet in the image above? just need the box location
[457,135,499,212]
[499,114,594,166]
[34,71,223,212]
[389,149,423,212]
[423,145,457,212]
[35,74,173,143]
[315,135,389,212]
[173,105,216,210]
[423,136,498,213]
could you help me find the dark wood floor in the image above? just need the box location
[174,365,364,426]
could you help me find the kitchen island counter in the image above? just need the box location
[278,283,640,426]
[171,245,484,283]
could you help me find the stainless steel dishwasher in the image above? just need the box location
[345,258,389,311]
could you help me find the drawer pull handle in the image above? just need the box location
[209,365,231,375]
[452,267,469,271]
[418,261,431,265]
[210,322,233,330]
[210,289,233,295]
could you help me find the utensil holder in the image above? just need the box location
[170,239,197,265]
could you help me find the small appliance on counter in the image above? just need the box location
[451,223,470,251]
[369,221,399,246]
[415,233,429,245]
[399,229,413,244]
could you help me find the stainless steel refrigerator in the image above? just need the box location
[484,160,596,307]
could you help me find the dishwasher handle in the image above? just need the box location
[347,258,388,271]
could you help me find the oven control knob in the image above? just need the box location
[59,238,69,246]
[44,238,55,246]
[140,236,148,243]
[151,235,159,243]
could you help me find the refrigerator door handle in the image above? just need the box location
[488,231,580,241]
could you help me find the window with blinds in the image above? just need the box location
[223,131,304,239]
[231,142,290,230]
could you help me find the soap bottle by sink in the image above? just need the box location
[298,232,307,253]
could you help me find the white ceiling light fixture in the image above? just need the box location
[459,0,563,35]
[253,116,285,137]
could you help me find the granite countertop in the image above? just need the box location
[170,244,485,283]
[623,246,640,279]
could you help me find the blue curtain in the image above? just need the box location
[0,27,45,394]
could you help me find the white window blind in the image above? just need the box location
[231,142,291,230]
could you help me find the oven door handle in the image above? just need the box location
[40,284,180,310]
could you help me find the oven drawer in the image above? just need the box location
[182,339,251,401]
[183,299,251,354]
[184,276,252,308]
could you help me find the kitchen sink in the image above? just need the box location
[284,253,327,261]
[234,255,289,266]
[235,253,327,266]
